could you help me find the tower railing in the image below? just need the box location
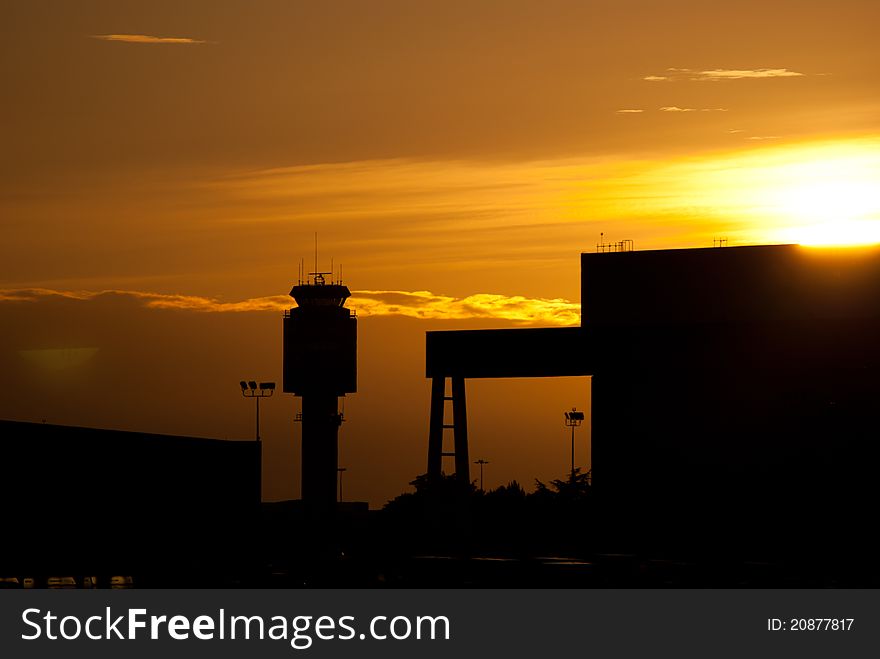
[596,239,634,253]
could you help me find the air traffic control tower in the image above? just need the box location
[283,269,357,517]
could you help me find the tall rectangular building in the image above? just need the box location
[584,245,880,560]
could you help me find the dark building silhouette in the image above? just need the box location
[427,244,880,563]
[0,421,260,583]
[283,270,357,518]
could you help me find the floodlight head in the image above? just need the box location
[564,409,585,424]
[248,380,258,390]
[239,380,248,391]
[260,381,276,391]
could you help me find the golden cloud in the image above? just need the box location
[350,290,580,325]
[696,68,804,80]
[644,67,805,82]
[659,106,729,112]
[0,288,580,326]
[91,34,208,44]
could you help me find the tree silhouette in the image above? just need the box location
[534,468,592,502]
[379,468,595,558]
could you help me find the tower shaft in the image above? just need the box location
[300,393,341,514]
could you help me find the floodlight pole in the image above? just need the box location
[241,381,276,441]
[474,459,489,491]
[337,467,347,502]
[564,407,584,482]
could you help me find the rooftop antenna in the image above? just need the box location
[314,232,318,281]
[331,257,334,284]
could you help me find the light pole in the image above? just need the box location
[240,380,275,441]
[474,459,489,491]
[337,467,347,502]
[564,408,585,481]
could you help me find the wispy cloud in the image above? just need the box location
[0,288,581,326]
[746,135,782,141]
[0,289,95,303]
[697,68,804,80]
[617,106,729,113]
[91,34,208,45]
[659,106,729,112]
[644,67,805,82]
[11,139,875,301]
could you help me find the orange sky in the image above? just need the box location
[1,0,879,505]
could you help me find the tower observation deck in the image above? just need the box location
[283,269,357,518]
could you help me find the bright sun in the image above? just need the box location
[683,139,880,247]
[770,159,880,246]
[751,144,880,246]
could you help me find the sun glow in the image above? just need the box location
[764,155,880,246]
[649,138,880,247]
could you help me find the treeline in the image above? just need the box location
[376,470,594,558]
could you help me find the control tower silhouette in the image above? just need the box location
[283,259,357,519]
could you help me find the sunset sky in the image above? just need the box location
[2,0,879,505]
